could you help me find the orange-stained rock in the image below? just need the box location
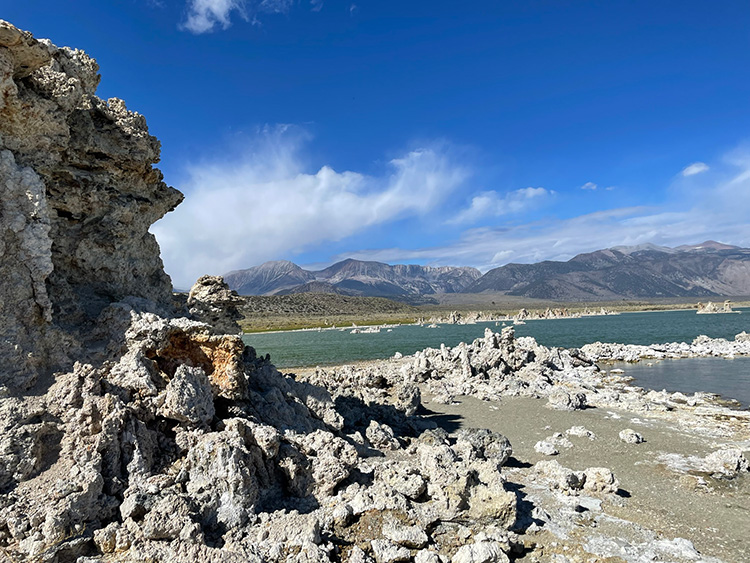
[149,328,246,400]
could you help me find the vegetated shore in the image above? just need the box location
[233,291,750,333]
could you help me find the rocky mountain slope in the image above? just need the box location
[224,260,315,295]
[465,242,750,300]
[224,259,481,298]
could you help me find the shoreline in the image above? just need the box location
[288,329,750,409]
[242,302,747,334]
[290,325,750,562]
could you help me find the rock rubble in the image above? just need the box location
[581,332,750,362]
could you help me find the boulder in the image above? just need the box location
[619,429,645,444]
[703,448,750,479]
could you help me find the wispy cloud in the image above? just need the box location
[152,128,467,287]
[448,187,554,224]
[580,181,597,190]
[182,0,293,33]
[681,161,709,177]
[329,148,750,272]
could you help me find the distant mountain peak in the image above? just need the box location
[609,242,676,255]
[224,258,481,298]
[465,241,750,300]
[675,240,739,252]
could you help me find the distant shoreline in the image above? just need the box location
[240,298,749,334]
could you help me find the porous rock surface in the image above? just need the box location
[187,275,244,335]
[1,19,182,390]
[581,333,750,363]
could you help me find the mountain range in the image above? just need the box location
[223,259,482,301]
[224,241,750,301]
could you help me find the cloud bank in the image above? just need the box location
[448,187,554,224]
[328,149,750,272]
[152,129,467,287]
[154,131,750,290]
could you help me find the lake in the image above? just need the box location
[244,308,750,369]
[243,308,750,408]
[617,356,750,409]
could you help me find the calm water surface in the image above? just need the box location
[243,308,750,408]
[616,357,750,409]
[244,308,750,368]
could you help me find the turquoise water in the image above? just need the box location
[619,357,750,408]
[244,308,750,369]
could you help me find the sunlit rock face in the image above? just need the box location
[0,19,182,388]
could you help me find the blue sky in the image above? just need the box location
[5,1,750,287]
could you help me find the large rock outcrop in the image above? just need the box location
[1,19,182,389]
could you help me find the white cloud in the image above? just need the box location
[182,0,293,33]
[152,129,467,287]
[448,187,553,224]
[581,182,597,190]
[330,149,750,272]
[681,161,709,177]
[183,0,245,33]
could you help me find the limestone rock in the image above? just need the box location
[453,427,512,467]
[703,448,749,479]
[534,440,559,456]
[349,546,375,563]
[582,467,619,495]
[547,390,587,411]
[377,462,427,499]
[382,519,429,548]
[366,420,400,450]
[415,549,443,563]
[1,19,182,388]
[371,539,411,563]
[451,541,510,563]
[188,275,243,335]
[533,460,585,492]
[566,426,596,440]
[159,365,215,425]
[0,20,51,78]
[619,429,645,444]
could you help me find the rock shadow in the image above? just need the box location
[505,482,545,533]
[504,456,533,469]
[420,411,463,435]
